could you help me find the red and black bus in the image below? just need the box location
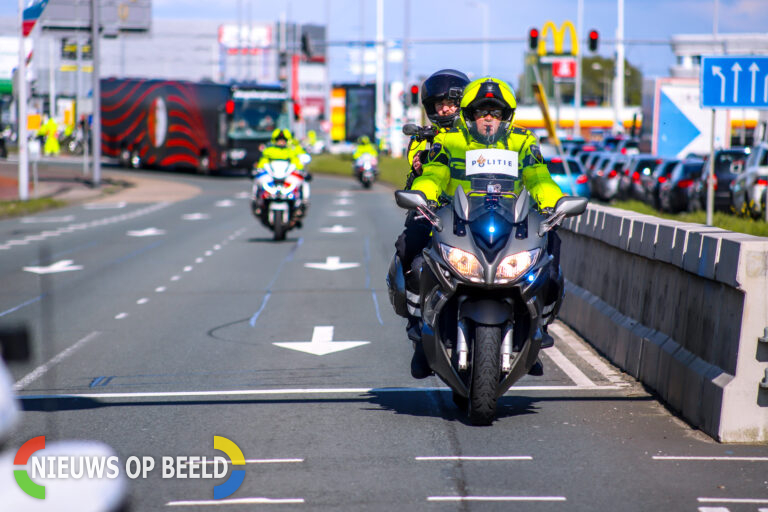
[101,78,289,173]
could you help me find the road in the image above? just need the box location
[1,170,767,511]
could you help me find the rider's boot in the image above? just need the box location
[410,340,432,379]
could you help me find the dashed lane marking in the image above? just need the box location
[698,498,768,505]
[428,496,566,502]
[655,456,768,462]
[167,498,305,507]
[416,456,532,461]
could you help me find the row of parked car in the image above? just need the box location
[545,137,768,220]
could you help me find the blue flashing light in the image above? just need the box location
[489,225,496,234]
[527,273,536,283]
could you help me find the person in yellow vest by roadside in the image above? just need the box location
[38,116,60,156]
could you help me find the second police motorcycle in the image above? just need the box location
[388,138,587,425]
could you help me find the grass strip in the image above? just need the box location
[0,197,68,219]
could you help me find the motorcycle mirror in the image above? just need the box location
[305,173,313,182]
[402,124,420,136]
[394,189,427,210]
[453,186,469,221]
[555,196,588,218]
[514,188,530,224]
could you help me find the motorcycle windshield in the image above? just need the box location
[266,160,292,180]
[466,195,517,261]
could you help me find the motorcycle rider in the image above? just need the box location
[402,77,565,379]
[396,70,470,352]
[253,128,309,217]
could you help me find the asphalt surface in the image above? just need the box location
[1,168,767,511]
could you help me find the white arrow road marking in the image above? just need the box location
[731,62,742,103]
[235,191,250,199]
[320,225,356,233]
[712,65,726,103]
[333,198,353,206]
[304,256,359,271]
[273,326,369,356]
[328,210,353,217]
[84,202,126,210]
[127,227,166,237]
[215,199,235,207]
[182,213,210,220]
[23,259,83,274]
[20,215,75,223]
[338,190,353,197]
[750,62,760,103]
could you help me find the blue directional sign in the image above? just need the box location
[701,56,768,109]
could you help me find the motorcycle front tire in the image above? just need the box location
[468,325,502,426]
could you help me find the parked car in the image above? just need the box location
[731,142,768,218]
[592,153,628,201]
[544,156,591,198]
[617,153,662,201]
[658,158,706,213]
[690,147,750,212]
[643,158,679,209]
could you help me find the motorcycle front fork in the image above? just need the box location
[456,321,514,373]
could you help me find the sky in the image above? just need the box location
[3,0,768,86]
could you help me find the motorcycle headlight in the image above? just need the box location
[440,244,484,282]
[494,249,540,283]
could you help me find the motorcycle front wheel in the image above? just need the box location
[468,325,502,426]
[273,211,287,241]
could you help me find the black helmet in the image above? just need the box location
[420,69,470,128]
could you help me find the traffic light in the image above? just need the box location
[588,29,599,52]
[528,28,539,52]
[409,84,419,106]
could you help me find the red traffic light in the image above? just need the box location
[528,28,539,51]
[409,84,419,106]
[588,29,599,52]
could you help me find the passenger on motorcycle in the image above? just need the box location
[405,69,470,185]
[399,77,565,378]
[253,129,310,217]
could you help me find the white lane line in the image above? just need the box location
[13,331,101,391]
[195,257,204,263]
[137,298,149,305]
[171,276,181,281]
[655,456,768,462]
[183,266,193,272]
[549,323,625,384]
[155,287,166,293]
[204,459,304,464]
[115,313,128,319]
[428,496,566,502]
[699,498,768,504]
[698,508,730,512]
[416,456,532,461]
[205,251,213,256]
[541,346,595,387]
[167,497,304,506]
[17,385,624,400]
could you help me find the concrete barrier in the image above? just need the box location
[558,204,768,442]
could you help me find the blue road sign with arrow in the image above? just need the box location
[701,56,768,109]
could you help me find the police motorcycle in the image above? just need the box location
[251,158,308,241]
[387,149,587,425]
[353,153,378,188]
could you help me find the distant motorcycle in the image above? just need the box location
[354,153,378,188]
[387,160,587,425]
[251,159,309,241]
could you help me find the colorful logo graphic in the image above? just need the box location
[14,435,46,499]
[213,436,245,500]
